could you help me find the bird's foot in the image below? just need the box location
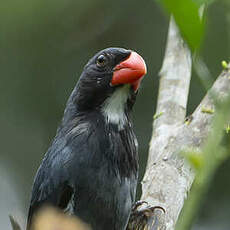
[127,201,165,230]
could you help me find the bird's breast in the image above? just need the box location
[74,167,136,230]
[67,117,138,230]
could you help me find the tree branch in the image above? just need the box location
[139,16,230,230]
[156,16,192,128]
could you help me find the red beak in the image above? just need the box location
[111,51,147,91]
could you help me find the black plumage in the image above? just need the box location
[27,48,146,230]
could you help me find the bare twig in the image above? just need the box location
[9,215,22,230]
[176,93,230,230]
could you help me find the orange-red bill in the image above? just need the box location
[111,51,147,91]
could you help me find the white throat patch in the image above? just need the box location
[102,85,130,129]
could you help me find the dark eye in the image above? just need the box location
[96,54,107,67]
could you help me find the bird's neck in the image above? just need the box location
[101,85,130,130]
[62,85,132,130]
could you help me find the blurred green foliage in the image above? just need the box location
[159,0,205,51]
[178,93,230,230]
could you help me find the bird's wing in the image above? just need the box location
[27,138,74,227]
[27,120,91,228]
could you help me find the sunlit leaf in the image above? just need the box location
[193,0,216,6]
[159,0,205,51]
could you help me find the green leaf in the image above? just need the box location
[159,0,205,51]
[193,0,216,6]
[183,150,204,170]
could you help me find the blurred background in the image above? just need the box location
[0,0,229,229]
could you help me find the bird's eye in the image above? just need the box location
[96,54,107,67]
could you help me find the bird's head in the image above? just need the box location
[68,47,146,128]
[75,47,146,108]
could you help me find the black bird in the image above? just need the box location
[27,47,147,230]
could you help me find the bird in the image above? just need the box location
[27,47,147,230]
